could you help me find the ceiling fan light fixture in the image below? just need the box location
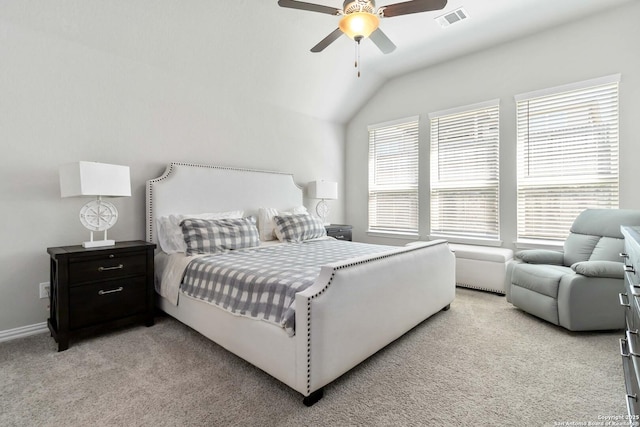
[339,12,380,40]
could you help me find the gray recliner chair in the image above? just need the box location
[505,209,640,331]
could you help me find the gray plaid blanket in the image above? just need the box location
[181,239,395,335]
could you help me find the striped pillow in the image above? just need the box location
[273,214,326,243]
[180,217,260,255]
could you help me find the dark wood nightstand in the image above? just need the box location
[325,224,353,241]
[47,240,156,351]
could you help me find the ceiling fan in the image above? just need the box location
[278,0,448,54]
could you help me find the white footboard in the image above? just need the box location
[294,240,456,396]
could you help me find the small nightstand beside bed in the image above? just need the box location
[324,224,352,241]
[47,241,156,351]
[146,162,455,405]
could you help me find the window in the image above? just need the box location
[429,100,500,242]
[515,74,620,243]
[368,116,419,236]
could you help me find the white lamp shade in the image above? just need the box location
[309,181,338,200]
[59,161,131,198]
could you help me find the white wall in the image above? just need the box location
[346,1,640,246]
[0,19,344,331]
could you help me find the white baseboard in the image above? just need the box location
[0,322,48,343]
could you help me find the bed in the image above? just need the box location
[146,162,456,405]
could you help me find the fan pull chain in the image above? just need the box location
[354,36,362,78]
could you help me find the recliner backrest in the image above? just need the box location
[563,209,640,266]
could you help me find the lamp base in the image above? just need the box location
[80,201,118,249]
[316,200,330,225]
[82,239,115,248]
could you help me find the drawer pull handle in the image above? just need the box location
[626,393,636,423]
[621,252,630,259]
[98,287,124,295]
[625,265,636,274]
[98,264,123,272]
[620,292,631,308]
[619,337,640,358]
[625,331,640,357]
[620,338,629,357]
[629,285,640,297]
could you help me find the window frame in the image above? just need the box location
[428,99,501,245]
[514,74,620,244]
[367,116,420,238]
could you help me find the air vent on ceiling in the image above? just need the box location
[435,7,469,28]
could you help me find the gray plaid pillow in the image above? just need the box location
[273,214,326,243]
[180,217,260,255]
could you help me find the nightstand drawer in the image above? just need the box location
[69,277,147,329]
[330,230,352,241]
[68,252,147,285]
[325,225,353,241]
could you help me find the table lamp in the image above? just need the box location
[308,180,338,225]
[59,161,131,248]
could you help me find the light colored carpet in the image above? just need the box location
[0,288,625,426]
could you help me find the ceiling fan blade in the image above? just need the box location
[277,0,341,16]
[381,0,447,18]
[369,28,396,54]
[311,28,344,52]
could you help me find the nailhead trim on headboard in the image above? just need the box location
[303,242,444,394]
[145,162,300,243]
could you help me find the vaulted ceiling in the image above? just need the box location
[0,0,632,123]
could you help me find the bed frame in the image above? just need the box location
[146,162,456,405]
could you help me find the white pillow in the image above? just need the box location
[157,210,243,254]
[258,206,307,241]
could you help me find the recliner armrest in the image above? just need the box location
[516,249,564,265]
[570,261,624,279]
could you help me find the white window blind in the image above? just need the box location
[368,117,419,235]
[515,75,620,242]
[429,100,500,240]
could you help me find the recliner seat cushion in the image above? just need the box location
[510,263,574,298]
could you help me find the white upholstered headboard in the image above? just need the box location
[146,162,303,244]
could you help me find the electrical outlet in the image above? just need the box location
[39,282,50,299]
